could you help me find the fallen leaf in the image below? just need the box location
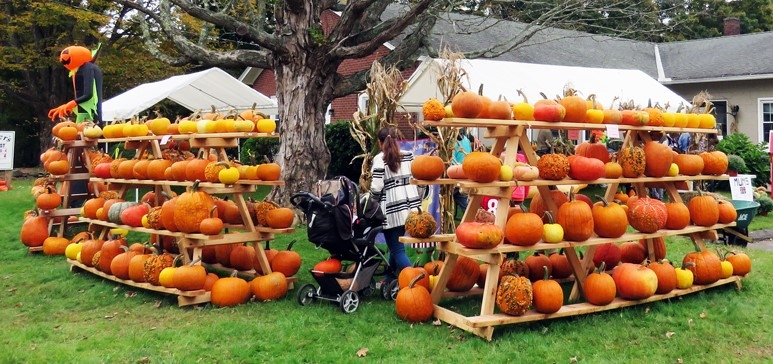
[644,307,650,313]
[432,319,442,326]
[104,312,117,319]
[125,292,137,298]
[153,301,162,308]
[149,327,156,331]
[677,358,683,363]
[687,319,693,325]
[137,356,150,363]
[113,286,120,292]
[53,325,61,331]
[569,356,578,363]
[699,312,707,319]
[356,348,369,357]
[666,331,675,338]
[7,288,16,293]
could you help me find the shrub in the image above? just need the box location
[717,133,771,187]
[325,121,363,182]
[240,137,278,165]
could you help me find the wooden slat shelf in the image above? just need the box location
[418,121,737,341]
[90,177,284,190]
[437,276,741,331]
[68,259,211,307]
[79,217,293,242]
[91,132,279,144]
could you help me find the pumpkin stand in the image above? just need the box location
[402,117,743,341]
[67,131,296,306]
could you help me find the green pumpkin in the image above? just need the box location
[107,201,138,224]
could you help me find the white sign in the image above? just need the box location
[605,124,620,138]
[729,174,755,201]
[0,131,14,171]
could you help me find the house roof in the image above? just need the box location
[102,67,278,121]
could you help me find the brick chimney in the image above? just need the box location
[724,17,741,36]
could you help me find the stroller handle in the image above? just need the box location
[290,192,331,211]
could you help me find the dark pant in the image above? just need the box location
[383,226,411,280]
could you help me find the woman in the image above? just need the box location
[370,127,421,284]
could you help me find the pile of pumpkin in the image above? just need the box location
[422,89,717,129]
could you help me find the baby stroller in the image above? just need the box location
[291,176,398,313]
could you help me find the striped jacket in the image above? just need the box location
[370,150,421,229]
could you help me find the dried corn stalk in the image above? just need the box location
[349,61,409,192]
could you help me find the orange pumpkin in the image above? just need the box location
[674,154,704,176]
[575,138,610,163]
[451,91,483,118]
[20,211,50,247]
[643,140,674,177]
[270,240,302,277]
[411,155,445,181]
[251,271,289,301]
[688,191,719,227]
[447,256,480,292]
[173,181,216,233]
[664,201,690,230]
[537,153,570,180]
[626,196,667,233]
[682,243,723,285]
[648,260,677,294]
[717,200,738,224]
[531,266,563,314]
[529,190,570,217]
[461,151,501,183]
[592,197,628,238]
[559,90,588,123]
[455,222,504,249]
[211,275,251,307]
[556,194,594,242]
[504,211,543,246]
[583,263,616,305]
[700,151,728,175]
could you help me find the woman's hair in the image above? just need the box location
[377,127,401,173]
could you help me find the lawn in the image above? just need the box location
[2,178,773,363]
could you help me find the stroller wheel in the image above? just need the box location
[381,279,399,301]
[297,284,317,306]
[339,290,359,313]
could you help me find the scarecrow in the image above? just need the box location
[48,44,103,125]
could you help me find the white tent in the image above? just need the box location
[102,67,278,121]
[399,58,689,113]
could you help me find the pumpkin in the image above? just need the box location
[500,254,529,282]
[648,260,677,294]
[496,274,533,316]
[612,263,658,300]
[451,91,483,118]
[462,151,501,183]
[185,158,210,182]
[455,221,504,249]
[79,238,105,267]
[593,242,621,270]
[725,251,752,276]
[214,243,237,266]
[643,140,674,177]
[674,154,704,176]
[548,251,572,279]
[46,158,70,176]
[688,191,719,227]
[583,263,616,305]
[405,207,437,238]
[664,201,691,230]
[618,145,646,178]
[132,158,152,180]
[559,89,588,122]
[537,153,570,180]
[270,240,302,277]
[575,136,610,163]
[532,266,563,314]
[257,162,282,181]
[42,237,70,256]
[255,200,278,226]
[592,197,628,238]
[159,196,178,232]
[411,155,445,181]
[447,256,480,292]
[266,207,295,229]
[512,164,539,181]
[313,258,343,276]
[639,237,667,261]
[107,201,138,224]
[504,210,543,246]
[675,262,695,289]
[626,197,667,233]
[36,186,62,210]
[251,271,289,301]
[145,206,165,230]
[20,211,50,247]
[422,98,446,121]
[700,151,728,175]
[128,254,151,283]
[446,164,466,179]
[229,244,257,271]
[98,237,128,274]
[172,261,208,291]
[542,211,564,243]
[568,155,605,181]
[173,180,216,233]
[682,242,723,285]
[81,197,106,219]
[524,252,552,282]
[529,190,569,217]
[398,266,430,290]
[717,200,738,224]
[604,161,623,179]
[120,203,150,227]
[203,273,219,291]
[110,248,138,280]
[200,206,224,235]
[556,193,594,242]
[211,274,251,307]
[395,272,434,322]
[619,241,647,264]
[170,160,190,182]
[215,197,243,225]
[143,251,176,286]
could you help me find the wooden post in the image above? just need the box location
[2,170,10,189]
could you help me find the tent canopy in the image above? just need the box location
[399,58,689,113]
[102,67,278,121]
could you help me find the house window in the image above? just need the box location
[763,99,773,144]
[710,100,728,137]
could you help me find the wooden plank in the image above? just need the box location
[462,276,742,329]
[69,259,208,298]
[91,177,280,188]
[424,119,719,134]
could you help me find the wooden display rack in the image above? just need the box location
[69,132,295,306]
[30,139,103,253]
[403,119,742,340]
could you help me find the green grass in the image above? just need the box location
[3,179,773,363]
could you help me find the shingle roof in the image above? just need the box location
[385,5,773,84]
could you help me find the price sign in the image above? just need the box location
[0,131,14,171]
[605,124,620,138]
[729,174,754,201]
